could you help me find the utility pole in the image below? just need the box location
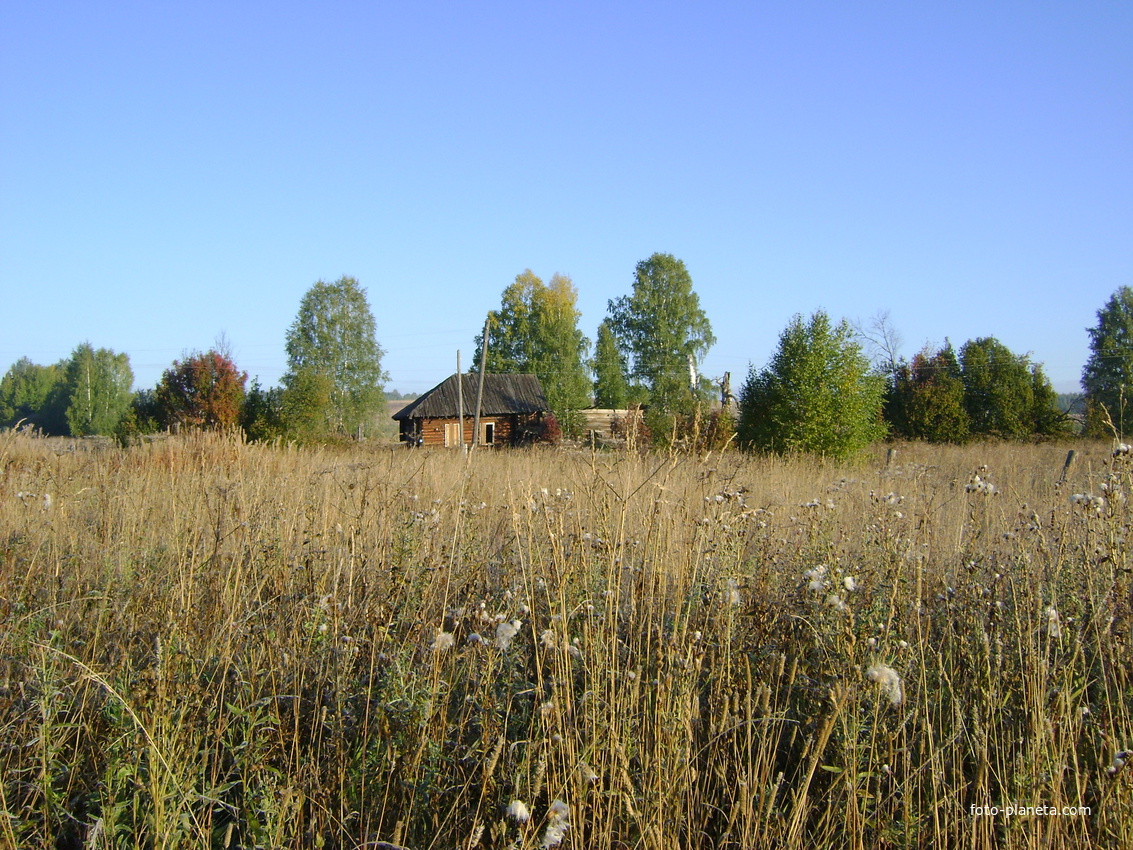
[472,315,490,453]
[456,350,465,452]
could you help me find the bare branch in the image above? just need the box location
[852,310,903,374]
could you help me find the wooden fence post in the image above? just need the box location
[1058,450,1077,485]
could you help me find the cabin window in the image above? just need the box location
[482,422,495,445]
[444,422,461,447]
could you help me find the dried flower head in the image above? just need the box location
[1071,493,1107,514]
[722,578,743,606]
[496,619,521,650]
[507,800,531,822]
[541,800,570,847]
[542,821,568,848]
[866,663,904,706]
[804,565,829,592]
[1107,750,1129,775]
[966,474,997,496]
[1045,605,1062,639]
[431,631,455,652]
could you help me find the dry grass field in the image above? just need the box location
[1,431,1130,849]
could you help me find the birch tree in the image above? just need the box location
[283,276,387,437]
[606,253,715,415]
[63,342,134,436]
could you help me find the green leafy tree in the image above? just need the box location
[886,343,970,443]
[156,350,248,430]
[886,338,1065,442]
[592,320,630,408]
[241,379,285,442]
[63,343,134,436]
[283,276,387,437]
[475,270,540,374]
[959,337,1050,439]
[738,311,885,459]
[474,270,591,432]
[532,274,592,429]
[1082,286,1133,436]
[384,389,419,401]
[281,369,336,442]
[606,253,715,416]
[113,389,164,445]
[0,357,69,433]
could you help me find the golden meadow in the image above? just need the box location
[1,431,1130,849]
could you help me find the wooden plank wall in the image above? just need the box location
[579,408,642,434]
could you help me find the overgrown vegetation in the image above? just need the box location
[1,431,1129,848]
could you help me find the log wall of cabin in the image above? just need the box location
[412,416,514,448]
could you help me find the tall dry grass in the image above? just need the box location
[0,430,1130,849]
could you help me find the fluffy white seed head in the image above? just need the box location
[541,799,570,847]
[1045,606,1062,638]
[866,664,904,706]
[804,565,830,593]
[496,619,521,649]
[541,822,568,848]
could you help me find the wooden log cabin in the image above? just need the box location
[392,373,550,447]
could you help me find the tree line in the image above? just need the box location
[0,277,387,444]
[472,254,1119,455]
[4,263,1132,456]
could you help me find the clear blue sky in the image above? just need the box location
[2,1,1129,395]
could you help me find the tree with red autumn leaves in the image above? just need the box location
[156,349,248,430]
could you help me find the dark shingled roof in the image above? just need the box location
[393,374,549,420]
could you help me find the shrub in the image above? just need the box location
[739,311,885,459]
